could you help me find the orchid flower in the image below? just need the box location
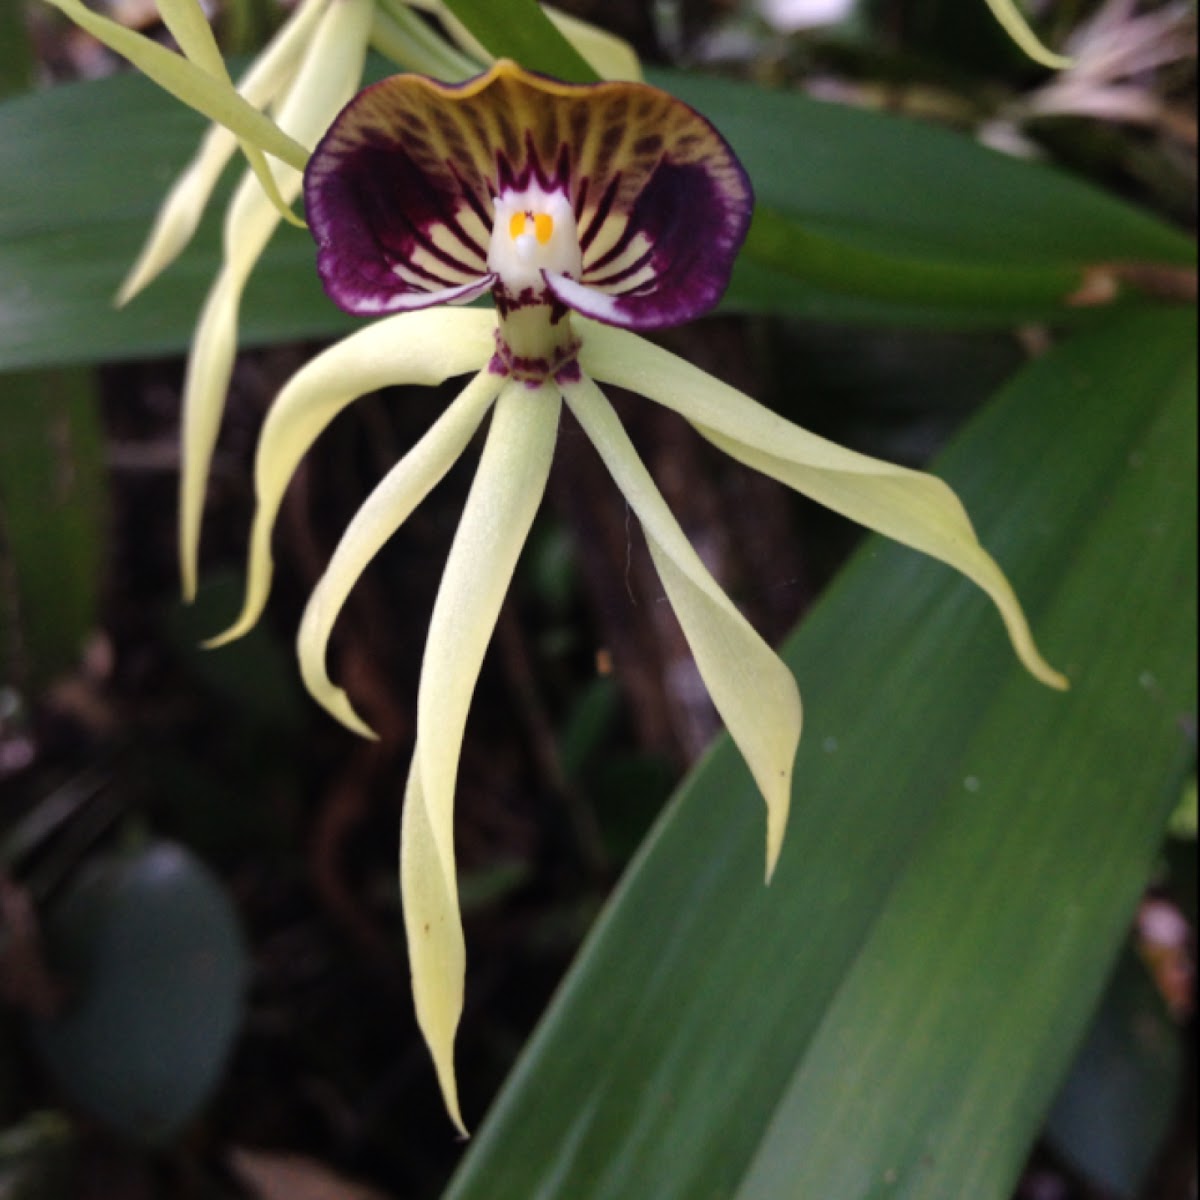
[42,0,637,601]
[185,60,1069,1131]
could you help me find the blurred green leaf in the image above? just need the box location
[0,0,35,99]
[1,66,1195,373]
[439,0,598,82]
[0,369,106,687]
[658,71,1191,265]
[0,71,350,374]
[29,840,248,1145]
[652,69,1195,325]
[444,308,1196,1197]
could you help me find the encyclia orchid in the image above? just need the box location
[192,60,1068,1131]
[42,0,638,601]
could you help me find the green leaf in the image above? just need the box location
[652,69,1195,325]
[0,0,35,98]
[0,368,106,687]
[2,66,1194,372]
[438,0,599,82]
[738,205,1081,324]
[0,74,351,375]
[658,71,1192,265]
[444,307,1196,1197]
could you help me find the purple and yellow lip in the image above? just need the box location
[304,60,753,329]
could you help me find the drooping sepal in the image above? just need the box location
[580,323,1069,693]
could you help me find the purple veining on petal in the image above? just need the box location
[569,158,750,330]
[306,86,494,315]
[303,62,754,328]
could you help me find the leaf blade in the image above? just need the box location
[443,308,1197,1197]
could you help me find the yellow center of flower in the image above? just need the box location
[508,211,555,245]
[488,189,582,295]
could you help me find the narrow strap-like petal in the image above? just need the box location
[178,0,374,600]
[400,755,468,1135]
[542,6,643,81]
[207,308,496,645]
[180,270,240,602]
[42,0,309,172]
[579,323,1068,691]
[297,368,504,737]
[562,375,800,879]
[404,379,562,1131]
[154,0,302,226]
[369,0,480,79]
[118,0,330,305]
[981,0,1073,69]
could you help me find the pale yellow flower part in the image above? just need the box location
[399,759,467,1135]
[563,375,801,880]
[118,0,331,305]
[404,380,562,1136]
[578,321,1068,692]
[370,0,480,78]
[42,0,309,171]
[220,307,1064,1129]
[154,0,301,226]
[207,308,497,645]
[982,0,1073,70]
[410,0,643,80]
[178,0,373,600]
[155,0,228,74]
[545,6,643,81]
[297,368,506,738]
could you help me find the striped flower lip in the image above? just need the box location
[304,60,753,330]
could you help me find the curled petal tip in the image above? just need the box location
[180,559,199,607]
[1039,662,1071,692]
[981,0,1073,69]
[764,775,791,886]
[318,687,379,741]
[200,610,258,651]
[113,277,141,310]
[442,1072,469,1140]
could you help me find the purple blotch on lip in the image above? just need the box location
[303,62,754,328]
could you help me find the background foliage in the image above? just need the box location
[0,1,1194,1198]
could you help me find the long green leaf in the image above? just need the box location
[741,205,1080,317]
[652,70,1195,324]
[0,369,106,688]
[655,71,1192,266]
[1,68,1194,373]
[0,0,35,98]
[443,307,1196,1197]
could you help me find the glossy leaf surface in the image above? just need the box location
[0,369,105,687]
[0,68,1194,373]
[443,308,1196,1198]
